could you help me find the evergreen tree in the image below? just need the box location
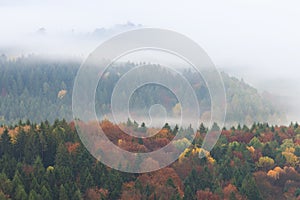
[241,174,262,200]
[30,177,40,192]
[12,170,23,194]
[0,172,12,196]
[183,185,194,200]
[262,143,275,158]
[0,129,12,156]
[14,185,27,200]
[41,185,52,200]
[72,189,83,200]
[59,185,69,200]
[82,169,94,192]
[199,123,207,134]
[55,143,70,167]
[33,156,45,183]
[14,129,26,161]
[28,189,41,200]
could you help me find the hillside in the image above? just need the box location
[0,55,285,125]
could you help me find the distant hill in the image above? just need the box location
[0,55,286,125]
[1,22,142,57]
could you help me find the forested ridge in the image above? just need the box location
[0,55,285,125]
[1,119,300,199]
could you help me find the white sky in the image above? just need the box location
[1,0,300,122]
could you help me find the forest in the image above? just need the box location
[1,0,299,200]
[1,119,300,199]
[0,55,285,125]
[0,55,295,199]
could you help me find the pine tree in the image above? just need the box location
[183,185,194,200]
[15,185,27,200]
[82,169,94,192]
[241,174,262,200]
[33,156,45,183]
[14,129,26,161]
[12,170,23,194]
[0,129,12,156]
[41,185,52,200]
[28,189,41,200]
[55,143,70,167]
[0,172,12,196]
[59,185,69,200]
[30,177,40,192]
[72,189,83,200]
[199,123,207,134]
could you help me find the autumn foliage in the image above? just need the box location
[1,120,300,199]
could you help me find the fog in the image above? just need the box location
[1,0,300,123]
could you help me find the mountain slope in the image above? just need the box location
[0,55,286,125]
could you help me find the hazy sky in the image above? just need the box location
[1,0,300,122]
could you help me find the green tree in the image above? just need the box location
[262,143,275,158]
[12,170,23,194]
[0,129,12,156]
[199,123,207,134]
[0,172,12,196]
[72,189,83,200]
[59,185,69,200]
[55,143,70,167]
[241,174,262,200]
[41,185,52,200]
[30,177,40,192]
[15,185,27,200]
[183,185,194,200]
[82,169,94,192]
[28,189,41,200]
[33,156,45,183]
[14,129,26,160]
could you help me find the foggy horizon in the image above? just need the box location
[1,0,300,123]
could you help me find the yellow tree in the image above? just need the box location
[257,156,275,170]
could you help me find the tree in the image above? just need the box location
[30,177,40,192]
[72,189,83,200]
[166,178,176,188]
[0,129,12,156]
[15,185,27,200]
[82,169,94,192]
[28,189,41,200]
[55,143,70,167]
[262,143,275,158]
[199,123,207,134]
[139,122,147,133]
[211,122,220,131]
[12,170,23,194]
[41,185,52,200]
[183,185,194,200]
[33,156,45,183]
[257,156,274,170]
[248,137,263,149]
[59,185,69,200]
[173,124,179,135]
[24,131,41,163]
[126,118,133,127]
[241,174,262,200]
[282,151,299,167]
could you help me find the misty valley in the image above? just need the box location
[0,55,299,200]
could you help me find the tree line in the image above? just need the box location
[1,119,300,199]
